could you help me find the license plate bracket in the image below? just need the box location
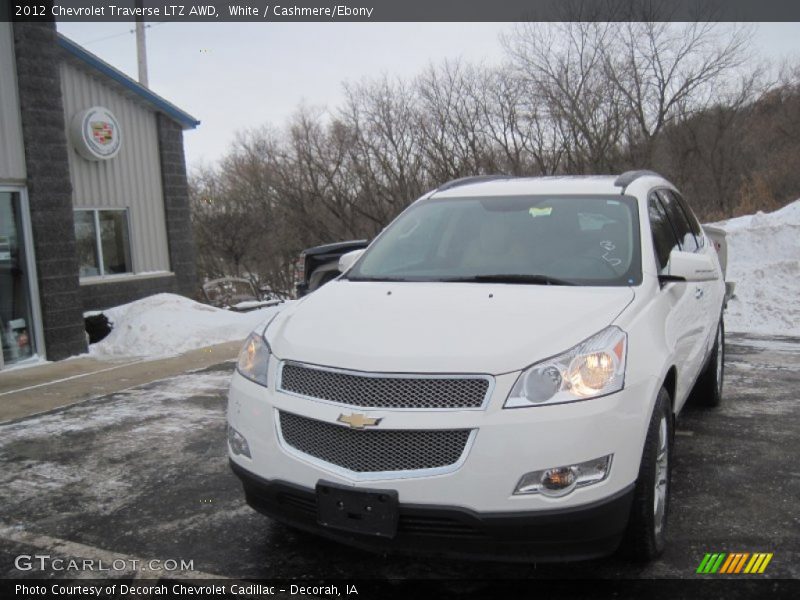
[316,481,399,538]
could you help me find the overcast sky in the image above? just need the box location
[55,22,800,170]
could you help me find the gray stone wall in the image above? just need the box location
[157,114,198,299]
[80,275,179,313]
[13,21,87,360]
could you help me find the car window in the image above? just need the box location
[672,192,705,248]
[349,195,642,286]
[657,189,699,253]
[648,193,679,274]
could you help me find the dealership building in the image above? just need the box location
[0,21,199,370]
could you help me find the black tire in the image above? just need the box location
[693,318,725,407]
[620,387,673,561]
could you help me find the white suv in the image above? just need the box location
[227,171,728,562]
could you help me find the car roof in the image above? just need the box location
[430,174,669,199]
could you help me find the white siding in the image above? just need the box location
[0,23,26,183]
[60,60,171,274]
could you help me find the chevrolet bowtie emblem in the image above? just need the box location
[337,413,382,429]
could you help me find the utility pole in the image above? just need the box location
[135,0,149,87]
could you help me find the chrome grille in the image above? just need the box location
[278,411,472,474]
[279,362,490,409]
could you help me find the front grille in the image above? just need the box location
[278,411,472,474]
[279,362,490,409]
[399,515,486,538]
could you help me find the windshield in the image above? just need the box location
[347,195,642,286]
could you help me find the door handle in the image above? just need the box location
[695,287,704,299]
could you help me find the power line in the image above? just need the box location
[80,22,167,46]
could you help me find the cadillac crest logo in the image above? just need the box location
[91,121,115,146]
[70,106,122,161]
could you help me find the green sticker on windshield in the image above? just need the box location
[529,207,552,217]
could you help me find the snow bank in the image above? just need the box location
[711,200,800,337]
[89,293,288,359]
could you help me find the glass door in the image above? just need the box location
[0,191,36,368]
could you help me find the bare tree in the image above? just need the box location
[503,22,627,172]
[469,66,563,175]
[190,166,264,282]
[340,76,427,229]
[605,21,753,165]
[415,60,495,180]
[188,20,798,296]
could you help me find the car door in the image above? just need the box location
[671,190,725,355]
[648,191,705,409]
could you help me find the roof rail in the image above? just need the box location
[436,174,509,192]
[613,170,662,193]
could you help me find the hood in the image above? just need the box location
[268,281,634,375]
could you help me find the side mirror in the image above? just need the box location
[660,250,719,283]
[338,249,365,273]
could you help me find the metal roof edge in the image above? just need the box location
[57,34,200,130]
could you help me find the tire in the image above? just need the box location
[693,318,725,407]
[620,387,673,561]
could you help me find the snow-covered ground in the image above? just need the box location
[711,200,800,337]
[89,293,288,359]
[0,368,233,518]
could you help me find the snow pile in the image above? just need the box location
[89,293,288,359]
[711,200,800,336]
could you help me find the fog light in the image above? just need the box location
[542,467,577,495]
[514,455,612,497]
[228,425,251,458]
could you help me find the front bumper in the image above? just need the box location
[230,460,634,562]
[227,364,658,512]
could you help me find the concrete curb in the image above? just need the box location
[0,340,242,423]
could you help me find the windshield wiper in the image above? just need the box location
[440,274,577,286]
[344,275,410,282]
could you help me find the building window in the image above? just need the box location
[1,191,36,367]
[74,209,132,278]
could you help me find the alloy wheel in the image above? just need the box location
[715,326,724,396]
[653,415,669,536]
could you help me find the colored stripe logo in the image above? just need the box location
[696,552,773,574]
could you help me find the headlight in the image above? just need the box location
[504,326,627,408]
[236,332,271,387]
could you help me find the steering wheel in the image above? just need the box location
[550,255,620,278]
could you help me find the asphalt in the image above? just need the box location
[0,334,797,595]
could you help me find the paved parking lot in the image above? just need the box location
[0,334,798,585]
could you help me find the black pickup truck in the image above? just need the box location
[293,240,368,298]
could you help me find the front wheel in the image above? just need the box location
[620,387,673,561]
[694,318,725,407]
